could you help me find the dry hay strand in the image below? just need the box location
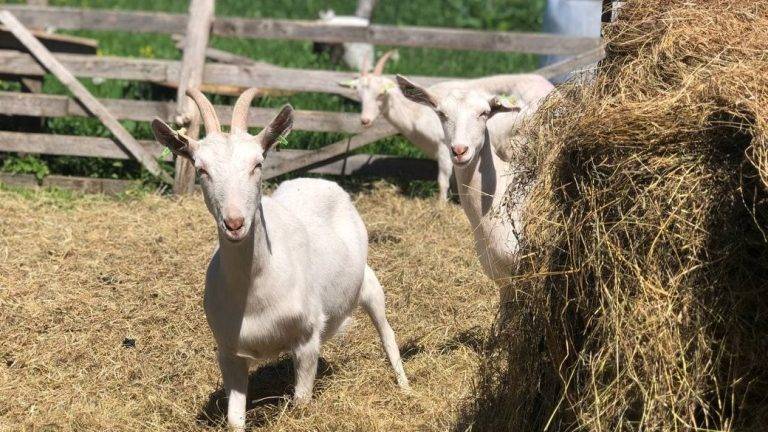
[0,181,497,431]
[462,1,768,431]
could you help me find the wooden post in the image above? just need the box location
[354,0,377,19]
[0,10,172,183]
[173,0,214,195]
[601,0,614,26]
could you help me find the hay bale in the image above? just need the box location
[461,1,768,430]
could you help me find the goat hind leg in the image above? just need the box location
[359,265,410,390]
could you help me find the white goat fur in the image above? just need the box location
[151,89,409,430]
[397,75,555,285]
[318,10,374,72]
[343,52,553,201]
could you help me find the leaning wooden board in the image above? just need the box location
[0,10,171,183]
[0,26,97,54]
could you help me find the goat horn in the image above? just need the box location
[185,88,221,135]
[231,87,261,133]
[361,55,370,76]
[373,50,397,76]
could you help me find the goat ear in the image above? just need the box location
[396,75,438,109]
[259,104,294,153]
[151,118,196,161]
[489,96,521,117]
[338,78,360,89]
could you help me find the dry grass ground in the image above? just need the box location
[0,180,497,431]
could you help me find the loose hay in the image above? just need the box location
[0,181,496,431]
[464,1,768,431]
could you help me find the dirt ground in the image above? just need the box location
[0,180,497,431]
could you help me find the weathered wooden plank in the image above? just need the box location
[0,153,435,195]
[0,131,432,179]
[4,5,189,35]
[263,125,398,179]
[0,11,171,183]
[0,130,171,161]
[0,172,39,188]
[3,5,602,55]
[0,173,138,194]
[0,50,451,98]
[0,50,171,81]
[173,0,215,194]
[534,46,606,79]
[0,91,383,134]
[171,35,297,98]
[0,27,97,54]
[312,153,436,179]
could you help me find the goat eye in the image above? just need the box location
[480,110,490,118]
[251,163,263,175]
[198,168,209,178]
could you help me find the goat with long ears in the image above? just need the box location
[395,73,553,289]
[152,88,410,430]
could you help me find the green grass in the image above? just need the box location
[0,0,546,180]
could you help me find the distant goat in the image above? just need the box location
[151,89,409,430]
[339,50,453,201]
[341,52,555,201]
[314,10,374,71]
[396,74,554,285]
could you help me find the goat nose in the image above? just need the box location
[360,117,372,126]
[452,144,469,156]
[224,216,244,231]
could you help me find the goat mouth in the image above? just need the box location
[221,226,248,243]
[452,152,473,166]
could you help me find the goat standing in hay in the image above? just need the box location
[151,88,410,430]
[395,75,553,286]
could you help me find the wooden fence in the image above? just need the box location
[0,1,605,195]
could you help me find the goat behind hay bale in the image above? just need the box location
[460,0,768,430]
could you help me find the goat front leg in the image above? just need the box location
[218,352,249,430]
[436,145,453,202]
[292,334,320,405]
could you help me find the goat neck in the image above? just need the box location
[217,201,272,287]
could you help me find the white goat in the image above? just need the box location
[341,52,554,201]
[339,50,453,201]
[151,89,409,430]
[396,75,554,285]
[316,10,374,72]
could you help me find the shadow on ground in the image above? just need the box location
[196,357,334,428]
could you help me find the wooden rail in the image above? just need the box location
[0,151,437,195]
[4,5,602,55]
[0,132,435,180]
[0,91,388,134]
[0,50,451,98]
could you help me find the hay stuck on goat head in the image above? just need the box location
[461,1,768,431]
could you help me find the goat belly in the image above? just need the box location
[235,309,310,360]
